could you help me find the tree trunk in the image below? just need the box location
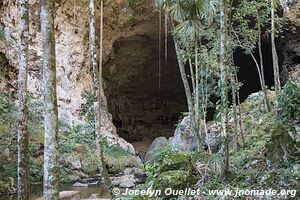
[165,14,168,64]
[195,42,199,135]
[271,0,281,95]
[158,10,162,91]
[98,0,112,190]
[234,68,245,146]
[188,58,196,93]
[220,0,229,174]
[89,0,104,178]
[230,74,239,147]
[17,0,30,199]
[40,0,60,199]
[257,12,270,112]
[173,38,193,114]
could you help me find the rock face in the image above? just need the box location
[0,0,134,152]
[281,0,300,83]
[172,116,198,152]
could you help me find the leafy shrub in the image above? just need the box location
[30,157,44,182]
[60,123,95,154]
[104,144,139,174]
[157,152,192,173]
[144,151,196,199]
[153,170,196,196]
[82,150,99,175]
[277,80,300,123]
[80,91,95,123]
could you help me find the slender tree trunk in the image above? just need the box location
[158,10,162,91]
[188,58,196,92]
[232,26,268,111]
[174,38,193,114]
[164,14,168,64]
[220,0,229,174]
[257,13,270,112]
[234,68,245,146]
[230,74,239,147]
[98,0,112,190]
[271,0,281,95]
[89,0,104,178]
[40,0,60,199]
[202,64,211,153]
[195,43,199,134]
[17,0,30,199]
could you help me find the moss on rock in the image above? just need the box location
[266,124,300,165]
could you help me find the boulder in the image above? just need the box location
[64,152,83,170]
[145,137,169,162]
[67,174,81,182]
[80,177,102,185]
[35,191,80,200]
[266,124,300,165]
[111,175,136,188]
[70,160,82,170]
[124,167,147,183]
[172,116,198,151]
[204,122,223,152]
[72,182,88,187]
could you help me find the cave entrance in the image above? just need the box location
[234,42,280,101]
[103,35,187,147]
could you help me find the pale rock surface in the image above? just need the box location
[35,191,80,200]
[0,0,135,153]
[172,116,198,151]
[111,174,136,188]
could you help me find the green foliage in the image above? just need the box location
[60,123,95,154]
[80,91,95,123]
[144,151,196,199]
[0,93,46,193]
[127,14,137,23]
[145,144,174,165]
[266,123,300,165]
[81,150,99,174]
[104,143,138,174]
[277,80,300,123]
[157,153,192,173]
[30,157,44,182]
[153,170,195,192]
[125,0,139,9]
[0,29,4,40]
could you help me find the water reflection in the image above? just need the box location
[0,184,110,200]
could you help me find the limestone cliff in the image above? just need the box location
[0,0,157,153]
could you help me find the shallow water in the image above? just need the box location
[0,184,111,200]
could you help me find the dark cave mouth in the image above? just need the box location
[235,42,282,101]
[104,35,282,143]
[103,35,187,143]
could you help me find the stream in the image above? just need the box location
[0,183,111,200]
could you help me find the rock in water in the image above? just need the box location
[72,182,89,187]
[111,175,136,188]
[35,191,80,200]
